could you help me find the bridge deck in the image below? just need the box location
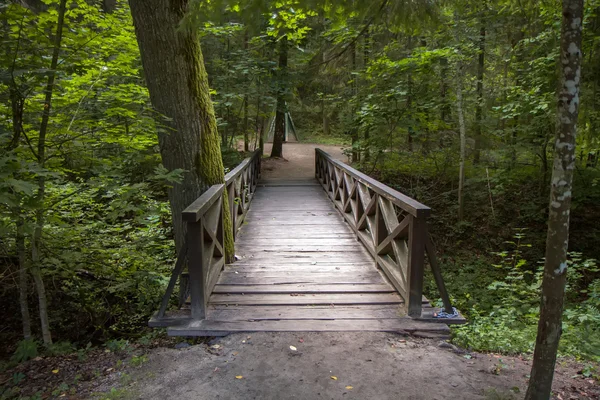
[169,180,449,336]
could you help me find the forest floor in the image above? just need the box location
[5,333,598,399]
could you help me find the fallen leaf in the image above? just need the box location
[345,386,353,390]
[232,352,239,356]
[290,346,297,351]
[52,369,59,374]
[331,376,338,380]
[236,375,243,379]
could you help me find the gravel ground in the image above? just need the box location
[94,332,599,400]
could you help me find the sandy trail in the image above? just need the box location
[255,142,348,181]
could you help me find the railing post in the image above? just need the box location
[406,214,426,317]
[227,181,236,241]
[186,219,206,319]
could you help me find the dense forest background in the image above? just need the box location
[1,0,599,368]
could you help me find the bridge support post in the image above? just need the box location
[407,215,426,317]
[187,220,206,319]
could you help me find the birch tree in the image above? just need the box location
[525,0,583,397]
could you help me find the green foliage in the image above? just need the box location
[10,340,37,363]
[129,354,148,367]
[105,339,132,353]
[450,243,600,361]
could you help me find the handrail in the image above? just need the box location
[315,149,430,218]
[182,184,225,223]
[153,150,262,324]
[315,148,453,318]
[224,149,261,239]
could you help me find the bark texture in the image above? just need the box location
[128,0,234,259]
[271,37,288,158]
[524,0,583,398]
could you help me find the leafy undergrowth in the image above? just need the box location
[360,148,600,362]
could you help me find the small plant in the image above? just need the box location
[11,339,38,363]
[52,382,70,397]
[106,339,132,353]
[77,342,93,361]
[130,354,148,367]
[579,364,599,381]
[46,341,75,356]
[12,372,26,385]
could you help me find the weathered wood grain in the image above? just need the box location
[168,318,451,336]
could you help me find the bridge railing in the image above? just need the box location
[315,148,453,318]
[225,149,261,240]
[152,149,261,324]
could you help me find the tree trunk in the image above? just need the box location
[456,61,466,222]
[350,40,359,163]
[321,99,330,136]
[271,37,287,158]
[473,24,485,164]
[407,35,414,152]
[524,0,583,398]
[17,218,31,339]
[30,0,68,346]
[128,0,234,260]
[440,57,450,122]
[243,94,249,152]
[243,30,249,152]
[363,27,370,161]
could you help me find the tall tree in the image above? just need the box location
[525,0,583,398]
[29,0,68,345]
[473,23,485,164]
[128,0,234,259]
[271,36,288,158]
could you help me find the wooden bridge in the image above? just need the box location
[150,149,464,336]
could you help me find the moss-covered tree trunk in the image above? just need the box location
[524,0,583,398]
[128,0,234,260]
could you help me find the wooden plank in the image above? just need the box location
[216,273,385,285]
[238,220,347,226]
[209,293,403,306]
[234,245,365,252]
[222,267,376,276]
[208,305,403,320]
[234,237,357,244]
[168,318,450,336]
[213,283,395,294]
[237,227,354,235]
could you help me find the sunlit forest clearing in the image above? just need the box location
[1,0,599,398]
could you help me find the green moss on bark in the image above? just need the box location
[183,26,235,262]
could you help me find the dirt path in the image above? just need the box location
[258,142,348,181]
[88,332,597,400]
